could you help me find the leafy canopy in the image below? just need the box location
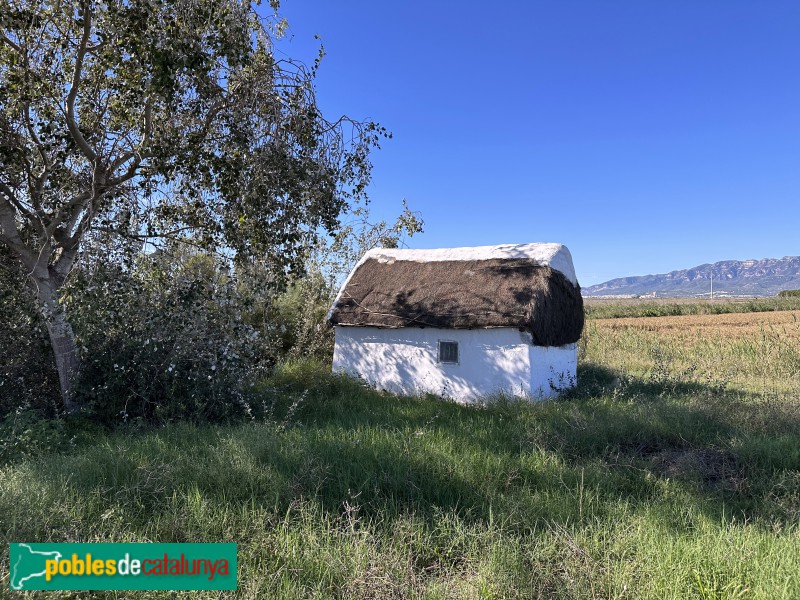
[0,0,386,278]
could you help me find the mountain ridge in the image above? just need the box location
[583,256,800,297]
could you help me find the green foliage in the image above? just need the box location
[0,245,60,415]
[257,199,424,365]
[0,192,421,422]
[65,247,270,425]
[268,269,336,362]
[0,0,411,424]
[778,289,800,298]
[1,0,382,267]
[0,409,70,463]
[1,0,387,409]
[0,408,105,464]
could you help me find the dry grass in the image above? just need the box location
[593,309,800,333]
[583,310,800,394]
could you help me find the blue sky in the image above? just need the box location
[273,1,800,286]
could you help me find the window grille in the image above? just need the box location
[438,340,459,364]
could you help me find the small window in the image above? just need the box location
[438,340,459,364]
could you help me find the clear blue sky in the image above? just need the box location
[273,1,800,286]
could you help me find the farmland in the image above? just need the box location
[583,295,800,319]
[1,304,799,598]
[585,309,800,393]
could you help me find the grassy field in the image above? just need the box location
[586,309,800,394]
[1,308,799,598]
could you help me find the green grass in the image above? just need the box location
[2,338,799,597]
[584,296,800,319]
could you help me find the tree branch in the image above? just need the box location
[24,105,52,172]
[49,243,80,288]
[108,97,154,184]
[65,0,98,163]
[106,163,140,187]
[65,181,108,246]
[65,196,97,242]
[50,190,93,239]
[91,224,199,240]
[4,188,40,230]
[108,96,153,171]
[0,192,37,269]
[0,32,22,54]
[189,97,226,145]
[23,105,52,216]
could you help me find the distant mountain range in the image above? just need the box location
[583,256,800,298]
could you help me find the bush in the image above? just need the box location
[0,247,61,418]
[1,242,337,425]
[269,269,336,362]
[1,201,422,425]
[66,249,271,425]
[778,289,800,298]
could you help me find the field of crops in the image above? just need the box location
[584,309,800,394]
[584,296,800,319]
[594,310,800,332]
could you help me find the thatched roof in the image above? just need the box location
[328,244,584,346]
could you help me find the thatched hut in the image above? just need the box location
[327,243,583,401]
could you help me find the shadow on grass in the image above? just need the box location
[7,360,800,543]
[244,361,800,529]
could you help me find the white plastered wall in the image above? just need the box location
[332,326,577,402]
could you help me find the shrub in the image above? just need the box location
[0,247,61,418]
[1,201,421,424]
[66,249,270,425]
[269,269,336,362]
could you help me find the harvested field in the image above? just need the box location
[594,308,800,333]
[583,310,800,394]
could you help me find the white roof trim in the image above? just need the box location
[327,242,578,321]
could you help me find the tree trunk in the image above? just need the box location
[33,280,82,414]
[46,308,81,414]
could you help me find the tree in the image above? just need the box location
[0,0,385,411]
[266,200,424,363]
